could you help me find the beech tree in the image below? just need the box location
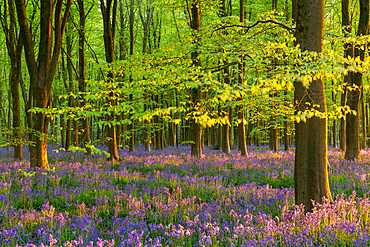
[344,0,369,160]
[294,0,332,211]
[77,0,93,155]
[14,0,71,168]
[238,0,247,156]
[0,0,23,159]
[100,0,119,160]
[187,0,202,157]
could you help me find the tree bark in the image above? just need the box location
[361,90,367,148]
[188,0,202,157]
[128,0,135,153]
[222,106,231,154]
[100,0,120,160]
[340,0,351,152]
[345,0,369,160]
[65,27,76,148]
[77,0,91,155]
[294,0,332,212]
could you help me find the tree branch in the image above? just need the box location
[210,19,295,37]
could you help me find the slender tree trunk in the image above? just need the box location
[361,90,367,148]
[272,0,278,11]
[189,0,202,157]
[128,0,135,153]
[332,79,337,148]
[101,0,120,160]
[60,109,65,148]
[128,93,135,152]
[7,92,11,151]
[340,0,351,152]
[175,91,180,148]
[283,117,289,151]
[77,0,91,154]
[294,0,332,212]
[61,54,71,149]
[9,43,23,157]
[144,103,151,151]
[367,95,370,147]
[66,27,75,149]
[222,106,231,154]
[1,0,23,158]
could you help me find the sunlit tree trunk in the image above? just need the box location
[15,0,71,168]
[294,0,332,212]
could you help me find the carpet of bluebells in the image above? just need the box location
[1,145,370,246]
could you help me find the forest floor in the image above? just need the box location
[0,146,369,246]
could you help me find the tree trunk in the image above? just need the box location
[15,0,71,168]
[77,0,91,155]
[283,117,289,151]
[340,0,350,152]
[361,90,367,148]
[272,0,278,11]
[367,95,370,147]
[189,0,202,157]
[128,93,135,152]
[294,0,332,212]
[7,92,11,151]
[222,106,231,154]
[175,91,180,148]
[143,103,151,151]
[269,120,279,151]
[60,111,65,148]
[1,0,24,158]
[345,0,369,160]
[332,79,337,148]
[128,0,135,153]
[101,0,120,160]
[66,29,75,149]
